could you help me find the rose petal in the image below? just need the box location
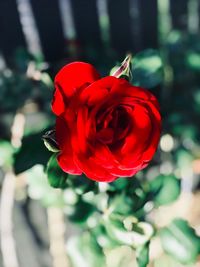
[56,117,82,175]
[51,87,65,116]
[55,62,100,99]
[75,154,117,182]
[80,76,117,105]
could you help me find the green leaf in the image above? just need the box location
[132,49,163,88]
[67,197,95,224]
[14,131,51,174]
[149,174,181,206]
[0,140,14,169]
[136,242,150,267]
[46,154,68,189]
[159,218,200,264]
[67,174,97,195]
[67,232,106,267]
[186,52,200,71]
[93,225,119,249]
[104,216,154,248]
[26,165,64,207]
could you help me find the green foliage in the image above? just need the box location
[46,154,68,189]
[104,215,154,248]
[131,49,163,88]
[136,242,150,267]
[93,224,119,249]
[2,37,200,267]
[67,174,97,195]
[67,197,96,225]
[159,218,200,265]
[148,174,181,206]
[0,140,14,169]
[14,131,51,174]
[67,232,106,267]
[26,165,64,207]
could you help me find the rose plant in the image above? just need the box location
[10,51,200,267]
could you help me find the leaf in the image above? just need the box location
[67,197,95,224]
[66,232,106,267]
[67,174,97,195]
[104,216,154,248]
[26,164,64,207]
[46,154,68,189]
[93,225,119,249]
[159,218,200,264]
[136,242,150,267]
[149,174,181,206]
[132,49,163,88]
[14,131,52,174]
[0,140,14,169]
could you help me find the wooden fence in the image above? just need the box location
[0,0,197,66]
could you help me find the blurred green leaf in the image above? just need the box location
[159,218,200,265]
[108,191,146,217]
[67,232,106,267]
[149,174,181,206]
[186,52,200,71]
[67,174,97,195]
[136,242,150,267]
[14,131,51,174]
[132,49,163,88]
[26,164,64,207]
[93,224,119,249]
[46,154,68,189]
[0,140,14,169]
[67,197,95,225]
[104,216,154,248]
[109,178,130,191]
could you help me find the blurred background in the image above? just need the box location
[0,0,200,266]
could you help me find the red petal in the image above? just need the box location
[80,76,117,105]
[54,62,100,99]
[74,154,117,182]
[56,117,82,175]
[51,87,65,116]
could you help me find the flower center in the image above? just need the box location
[96,106,131,145]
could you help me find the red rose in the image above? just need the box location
[52,62,161,182]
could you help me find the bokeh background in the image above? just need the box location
[0,0,200,267]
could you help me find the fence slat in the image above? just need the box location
[170,0,188,30]
[0,0,26,65]
[30,0,66,62]
[138,0,158,49]
[70,0,102,58]
[107,0,133,55]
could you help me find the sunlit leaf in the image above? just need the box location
[148,174,181,206]
[104,216,154,248]
[0,140,14,169]
[26,164,64,207]
[67,232,106,267]
[132,49,163,88]
[159,218,200,264]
